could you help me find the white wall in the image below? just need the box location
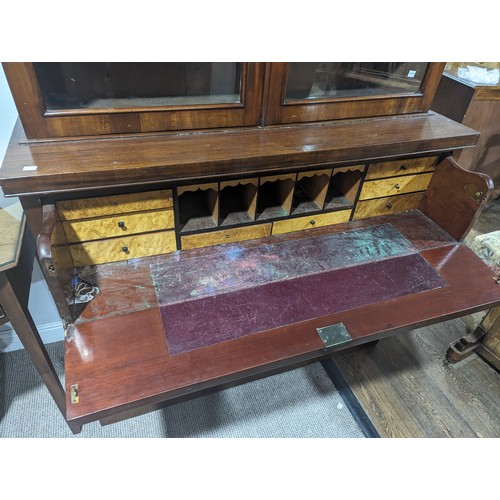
[0,66,64,352]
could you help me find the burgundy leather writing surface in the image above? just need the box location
[158,244,446,354]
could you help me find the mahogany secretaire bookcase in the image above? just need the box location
[1,62,499,434]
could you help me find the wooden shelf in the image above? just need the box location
[324,167,364,210]
[219,179,257,227]
[256,175,295,221]
[0,113,478,197]
[178,184,218,232]
[291,170,331,215]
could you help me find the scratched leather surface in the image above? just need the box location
[152,223,416,307]
[153,224,447,355]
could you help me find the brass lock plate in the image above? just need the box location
[70,384,79,405]
[316,323,352,349]
[464,183,485,203]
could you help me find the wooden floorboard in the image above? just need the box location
[335,321,500,437]
[332,346,428,438]
[426,323,500,410]
[439,344,500,413]
[413,327,500,436]
[335,198,500,438]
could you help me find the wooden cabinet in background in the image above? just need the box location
[432,63,500,195]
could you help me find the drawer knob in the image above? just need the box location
[309,219,315,225]
[394,184,400,189]
[122,246,129,253]
[118,221,126,229]
[225,234,229,238]
[386,203,393,209]
[400,165,407,171]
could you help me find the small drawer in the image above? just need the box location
[272,209,351,235]
[353,192,425,220]
[359,173,433,200]
[69,230,177,266]
[365,157,438,180]
[181,224,272,250]
[62,209,174,243]
[57,190,173,221]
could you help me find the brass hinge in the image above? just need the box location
[70,384,79,405]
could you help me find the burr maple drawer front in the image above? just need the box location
[365,156,438,180]
[353,192,425,220]
[62,209,174,243]
[51,221,67,246]
[272,209,352,235]
[181,224,272,250]
[57,190,173,220]
[69,230,177,266]
[359,173,433,200]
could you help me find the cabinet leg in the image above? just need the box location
[446,325,485,363]
[475,307,500,370]
[363,339,380,348]
[0,273,68,426]
[68,422,83,434]
[445,309,500,364]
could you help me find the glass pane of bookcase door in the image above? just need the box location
[285,63,429,101]
[33,63,242,110]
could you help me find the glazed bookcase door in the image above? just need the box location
[265,62,445,124]
[3,62,266,139]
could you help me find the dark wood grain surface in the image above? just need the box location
[0,225,70,429]
[266,63,445,124]
[419,156,494,241]
[0,112,478,196]
[2,63,267,139]
[335,322,500,437]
